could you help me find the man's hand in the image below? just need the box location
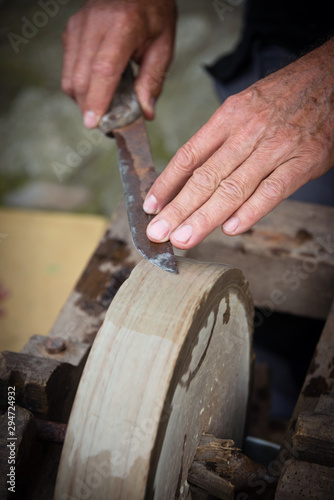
[62,0,176,127]
[144,39,334,249]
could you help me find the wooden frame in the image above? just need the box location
[1,199,333,499]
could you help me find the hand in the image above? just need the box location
[62,0,176,127]
[144,38,334,249]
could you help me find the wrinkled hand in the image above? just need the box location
[62,0,176,127]
[144,39,334,249]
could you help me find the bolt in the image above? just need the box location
[44,337,67,354]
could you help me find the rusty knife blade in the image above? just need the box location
[113,117,178,274]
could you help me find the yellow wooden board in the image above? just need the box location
[0,208,108,352]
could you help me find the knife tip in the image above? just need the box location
[165,266,179,274]
[153,260,179,274]
[149,252,178,275]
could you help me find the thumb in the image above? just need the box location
[135,37,173,120]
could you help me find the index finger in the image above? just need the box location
[83,29,140,127]
[70,16,110,111]
[62,13,86,99]
[143,106,232,214]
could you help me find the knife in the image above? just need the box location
[99,64,178,274]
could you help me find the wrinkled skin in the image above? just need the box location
[62,2,334,248]
[144,39,334,248]
[62,0,176,126]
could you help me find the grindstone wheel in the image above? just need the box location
[55,258,253,500]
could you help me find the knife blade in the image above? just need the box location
[99,65,178,274]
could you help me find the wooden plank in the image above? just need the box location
[315,392,334,414]
[20,335,90,367]
[188,462,234,500]
[0,203,140,499]
[0,406,42,499]
[189,434,276,495]
[275,299,334,497]
[188,484,211,500]
[29,444,63,500]
[187,200,334,319]
[0,351,87,421]
[292,411,334,467]
[48,203,141,345]
[282,298,334,444]
[275,458,334,500]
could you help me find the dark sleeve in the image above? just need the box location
[207,0,333,82]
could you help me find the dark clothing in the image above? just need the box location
[208,0,333,83]
[207,1,333,419]
[207,0,334,207]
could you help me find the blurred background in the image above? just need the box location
[0,0,244,349]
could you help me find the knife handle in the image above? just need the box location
[99,63,142,135]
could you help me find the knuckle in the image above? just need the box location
[241,199,260,222]
[195,208,216,229]
[222,90,267,137]
[144,67,165,92]
[158,43,173,67]
[66,13,80,33]
[218,177,246,202]
[155,173,170,193]
[111,10,130,29]
[276,128,294,146]
[222,92,245,113]
[165,201,188,221]
[260,177,286,202]
[72,73,89,94]
[109,6,142,33]
[222,94,237,112]
[190,167,220,194]
[62,11,84,47]
[173,143,197,172]
[300,142,325,167]
[91,59,116,79]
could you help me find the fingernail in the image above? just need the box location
[143,194,158,214]
[223,216,239,234]
[173,225,193,244]
[84,111,97,128]
[147,219,169,241]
